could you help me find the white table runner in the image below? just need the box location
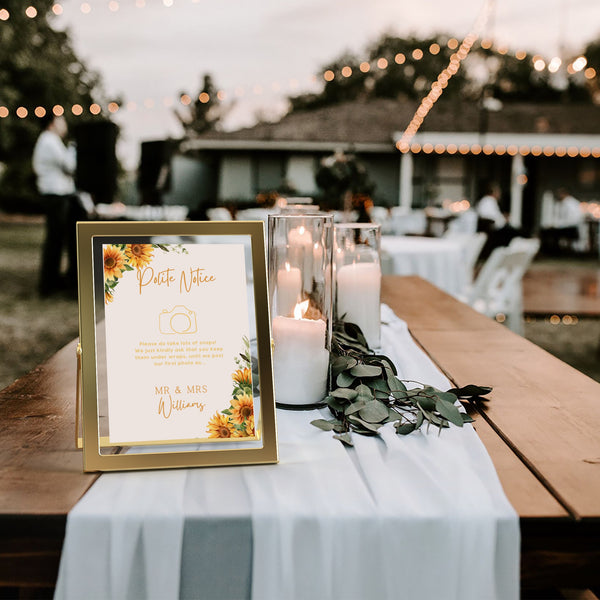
[55,306,519,600]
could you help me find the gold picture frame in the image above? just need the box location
[77,220,278,471]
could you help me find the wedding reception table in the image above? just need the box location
[380,236,468,296]
[1,276,599,598]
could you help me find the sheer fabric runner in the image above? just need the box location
[55,306,519,600]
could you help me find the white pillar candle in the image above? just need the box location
[336,262,381,349]
[276,263,302,317]
[288,226,313,292]
[272,302,329,406]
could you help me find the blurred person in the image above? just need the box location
[476,182,520,258]
[32,114,84,296]
[540,187,584,256]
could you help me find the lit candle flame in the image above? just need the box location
[293,300,309,319]
[285,262,291,272]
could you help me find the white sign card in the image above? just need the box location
[103,241,255,445]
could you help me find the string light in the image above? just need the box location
[0,8,9,20]
[396,3,490,153]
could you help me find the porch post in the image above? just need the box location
[510,153,524,228]
[399,152,413,209]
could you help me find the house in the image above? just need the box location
[175,98,600,234]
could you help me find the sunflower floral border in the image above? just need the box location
[103,243,188,304]
[207,336,256,439]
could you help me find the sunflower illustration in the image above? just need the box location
[207,412,236,438]
[105,290,114,304]
[245,414,255,437]
[232,368,252,386]
[125,243,154,269]
[103,245,126,280]
[230,393,254,425]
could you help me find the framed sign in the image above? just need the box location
[77,220,278,471]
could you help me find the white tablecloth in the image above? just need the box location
[55,307,519,600]
[381,235,468,296]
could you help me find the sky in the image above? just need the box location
[51,0,600,169]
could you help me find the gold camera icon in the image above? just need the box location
[159,305,198,335]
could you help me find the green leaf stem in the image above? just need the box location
[312,319,493,445]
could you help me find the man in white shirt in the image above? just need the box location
[540,187,584,255]
[32,114,84,296]
[476,182,520,258]
[476,182,506,230]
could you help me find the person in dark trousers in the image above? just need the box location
[32,113,85,296]
[476,182,520,258]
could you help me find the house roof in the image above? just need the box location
[182,98,600,152]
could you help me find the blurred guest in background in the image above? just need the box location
[32,114,84,297]
[540,187,583,256]
[476,182,520,258]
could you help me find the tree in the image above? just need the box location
[288,32,594,114]
[174,73,228,136]
[0,0,106,209]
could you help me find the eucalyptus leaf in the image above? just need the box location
[310,419,338,432]
[359,401,390,424]
[350,364,382,378]
[355,384,373,399]
[417,396,436,412]
[325,396,346,412]
[370,378,391,393]
[435,398,464,427]
[330,388,359,400]
[333,432,354,446]
[345,400,368,415]
[461,413,475,424]
[447,385,493,398]
[337,371,356,387]
[348,415,383,432]
[415,411,424,429]
[436,391,459,404]
[395,421,416,435]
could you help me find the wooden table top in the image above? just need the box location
[1,275,599,593]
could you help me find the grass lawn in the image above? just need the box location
[0,220,598,389]
[0,220,79,389]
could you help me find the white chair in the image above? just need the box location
[456,232,488,286]
[508,236,541,254]
[206,207,232,221]
[369,206,394,234]
[466,242,538,335]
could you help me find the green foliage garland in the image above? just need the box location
[311,320,491,446]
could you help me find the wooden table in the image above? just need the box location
[1,276,599,597]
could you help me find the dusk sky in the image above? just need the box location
[52,0,600,169]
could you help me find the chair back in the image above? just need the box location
[468,245,535,311]
[508,236,541,255]
[206,207,233,221]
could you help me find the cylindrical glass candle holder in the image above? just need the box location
[334,223,382,350]
[278,204,320,215]
[268,214,333,408]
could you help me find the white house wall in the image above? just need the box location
[219,155,253,201]
[286,155,318,195]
